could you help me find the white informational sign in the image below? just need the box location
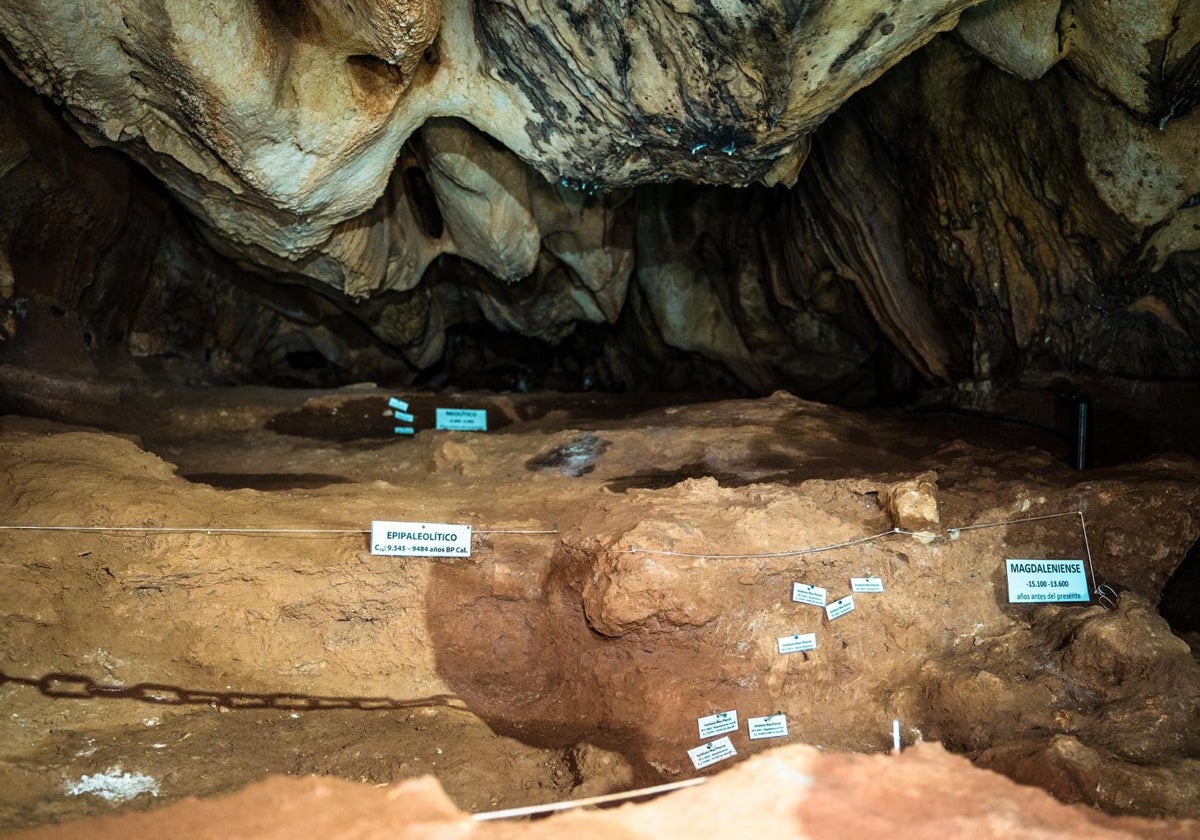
[687,736,737,770]
[435,408,488,431]
[850,576,884,593]
[825,595,855,621]
[1005,559,1090,603]
[370,521,472,557]
[777,633,818,654]
[792,582,828,607]
[697,710,738,739]
[748,714,789,740]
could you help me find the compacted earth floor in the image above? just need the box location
[1,381,1198,836]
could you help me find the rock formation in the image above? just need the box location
[1,1,1197,398]
[3,3,1200,834]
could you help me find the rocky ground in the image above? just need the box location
[1,384,1198,835]
[9,744,1200,840]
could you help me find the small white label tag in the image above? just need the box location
[687,736,737,770]
[697,710,738,739]
[748,714,789,740]
[436,408,488,431]
[1005,559,1090,603]
[850,576,884,593]
[777,633,817,654]
[792,582,828,606]
[370,521,472,557]
[825,595,855,620]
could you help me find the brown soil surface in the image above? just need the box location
[2,386,1199,834]
[7,744,1198,840]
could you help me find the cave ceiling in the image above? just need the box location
[0,0,1199,396]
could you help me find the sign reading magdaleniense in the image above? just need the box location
[1005,558,1089,603]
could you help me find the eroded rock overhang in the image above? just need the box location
[0,0,979,268]
[1,1,1199,394]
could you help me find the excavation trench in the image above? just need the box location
[2,389,1200,831]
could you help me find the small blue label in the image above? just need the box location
[393,426,415,436]
[436,408,488,432]
[388,397,409,412]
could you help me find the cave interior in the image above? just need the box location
[1,0,1200,836]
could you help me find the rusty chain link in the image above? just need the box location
[0,670,467,712]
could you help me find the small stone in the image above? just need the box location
[879,471,941,532]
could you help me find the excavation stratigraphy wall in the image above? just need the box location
[2,392,1199,830]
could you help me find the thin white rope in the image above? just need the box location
[0,525,558,536]
[1078,511,1099,595]
[625,511,1089,561]
[0,525,364,535]
[476,529,559,535]
[471,777,707,821]
[627,529,902,560]
[946,510,1080,534]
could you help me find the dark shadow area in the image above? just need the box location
[912,379,1200,469]
[262,391,729,441]
[178,472,354,490]
[605,461,791,491]
[265,395,513,440]
[1159,538,1200,636]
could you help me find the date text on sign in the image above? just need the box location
[825,595,855,620]
[792,582,828,607]
[370,521,472,557]
[748,714,789,740]
[777,633,817,654]
[1005,559,1089,603]
[688,736,737,770]
[697,710,738,739]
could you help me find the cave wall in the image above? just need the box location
[0,1,1199,399]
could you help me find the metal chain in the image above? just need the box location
[0,671,467,712]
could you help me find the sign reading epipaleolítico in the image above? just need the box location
[370,521,472,557]
[1005,558,1089,603]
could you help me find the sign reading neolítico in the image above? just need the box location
[371,521,472,557]
[1005,558,1089,603]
